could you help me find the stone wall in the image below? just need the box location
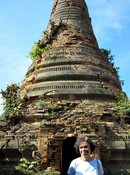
[0,0,129,174]
[0,99,130,174]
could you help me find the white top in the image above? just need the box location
[67,157,104,175]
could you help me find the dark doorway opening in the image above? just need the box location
[62,137,79,175]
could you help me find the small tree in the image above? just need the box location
[0,83,23,121]
[100,48,124,86]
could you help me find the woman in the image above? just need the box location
[67,135,104,175]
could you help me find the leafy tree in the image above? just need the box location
[100,48,124,86]
[0,83,23,120]
[100,48,114,66]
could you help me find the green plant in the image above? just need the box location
[84,109,93,116]
[100,48,124,86]
[19,161,29,169]
[42,118,49,122]
[0,83,23,120]
[9,166,60,175]
[18,158,38,173]
[27,21,64,61]
[50,110,57,117]
[27,41,51,61]
[49,103,58,110]
[37,99,48,108]
[42,167,60,175]
[34,172,45,175]
[49,53,57,59]
[100,48,114,66]
[116,92,130,124]
[116,93,130,114]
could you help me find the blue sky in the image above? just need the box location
[0,0,130,114]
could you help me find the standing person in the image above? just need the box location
[67,135,104,175]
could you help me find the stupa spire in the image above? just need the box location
[21,0,122,101]
[49,0,97,43]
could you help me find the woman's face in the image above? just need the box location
[79,141,91,157]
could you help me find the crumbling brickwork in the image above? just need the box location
[0,0,130,174]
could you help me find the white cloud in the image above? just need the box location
[87,0,130,42]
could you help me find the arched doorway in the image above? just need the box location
[62,137,79,175]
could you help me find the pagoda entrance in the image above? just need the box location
[61,137,79,175]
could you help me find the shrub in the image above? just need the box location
[0,83,23,121]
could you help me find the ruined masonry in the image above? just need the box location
[0,0,130,175]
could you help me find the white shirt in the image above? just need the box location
[67,157,104,175]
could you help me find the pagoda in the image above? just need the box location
[0,1,130,175]
[21,0,121,101]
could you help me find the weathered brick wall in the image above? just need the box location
[0,0,129,174]
[0,100,130,174]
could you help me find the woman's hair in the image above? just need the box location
[74,135,95,153]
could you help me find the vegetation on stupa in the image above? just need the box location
[27,21,63,61]
[26,20,124,88]
[100,48,124,86]
[116,92,130,117]
[0,24,129,123]
[8,164,60,175]
[0,36,129,122]
[0,83,25,121]
[0,82,130,125]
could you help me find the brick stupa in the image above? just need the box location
[21,0,121,101]
[0,1,130,175]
